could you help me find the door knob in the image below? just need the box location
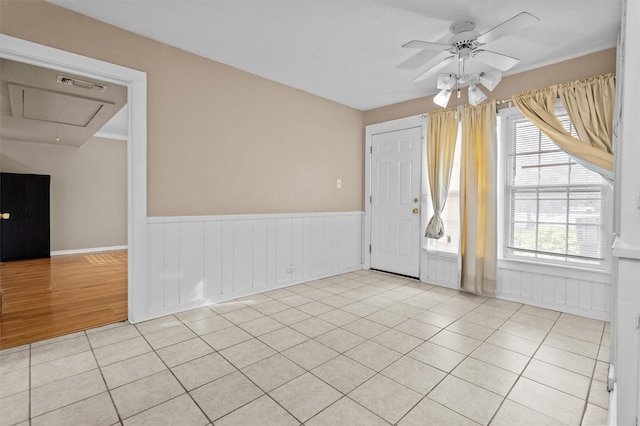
[412,208,419,214]
[1,212,10,219]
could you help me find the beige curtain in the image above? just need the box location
[425,108,459,239]
[460,101,497,296]
[512,74,615,180]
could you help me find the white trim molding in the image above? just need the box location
[51,245,128,256]
[0,34,148,323]
[143,212,364,322]
[93,131,128,141]
[148,211,364,223]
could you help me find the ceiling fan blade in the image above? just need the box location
[477,12,539,45]
[398,50,440,69]
[474,49,519,71]
[414,54,455,82]
[402,40,451,50]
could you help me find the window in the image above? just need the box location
[504,112,607,268]
[426,126,461,254]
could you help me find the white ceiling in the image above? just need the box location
[51,0,622,111]
[0,59,127,146]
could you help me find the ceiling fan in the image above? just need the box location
[401,12,540,82]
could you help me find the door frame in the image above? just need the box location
[0,34,148,323]
[363,114,426,274]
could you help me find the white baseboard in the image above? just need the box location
[51,245,128,256]
[422,277,459,290]
[496,292,610,321]
[133,265,363,324]
[607,381,617,426]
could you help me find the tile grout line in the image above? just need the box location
[86,329,125,426]
[3,278,499,423]
[416,294,524,426]
[131,276,505,425]
[251,276,480,424]
[185,314,304,425]
[282,274,433,425]
[132,319,216,425]
[196,302,351,424]
[486,305,607,425]
[395,300,497,424]
[172,309,310,425]
[580,317,609,425]
[26,328,128,424]
[193,275,419,424]
[302,394,392,425]
[484,301,560,425]
[9,271,609,425]
[333,277,508,425]
[175,306,325,424]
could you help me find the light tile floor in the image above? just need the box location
[0,270,611,426]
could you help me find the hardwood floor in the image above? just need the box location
[0,250,127,349]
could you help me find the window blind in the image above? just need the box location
[506,115,605,266]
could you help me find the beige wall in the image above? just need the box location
[364,49,617,125]
[0,1,365,215]
[0,2,617,218]
[0,137,127,251]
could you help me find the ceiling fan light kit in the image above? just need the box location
[400,12,539,108]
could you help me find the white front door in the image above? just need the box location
[370,126,422,277]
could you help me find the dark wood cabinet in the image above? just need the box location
[0,173,51,262]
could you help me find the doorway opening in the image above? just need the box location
[0,34,147,348]
[0,58,129,348]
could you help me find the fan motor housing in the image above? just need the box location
[450,32,480,48]
[449,21,480,49]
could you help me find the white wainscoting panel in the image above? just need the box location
[496,262,611,321]
[421,252,459,289]
[420,251,612,321]
[144,212,363,320]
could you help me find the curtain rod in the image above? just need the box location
[424,72,615,116]
[496,94,565,112]
[494,73,615,111]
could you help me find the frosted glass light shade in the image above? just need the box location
[437,73,456,90]
[433,89,452,107]
[479,70,502,91]
[468,85,487,106]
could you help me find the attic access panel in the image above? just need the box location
[0,58,127,146]
[9,84,110,127]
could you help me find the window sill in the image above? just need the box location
[612,237,640,260]
[497,258,612,284]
